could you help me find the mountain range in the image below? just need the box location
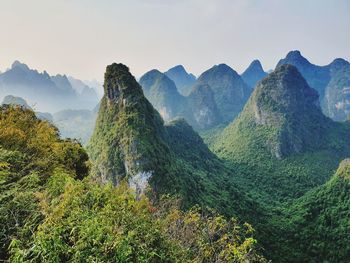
[277,50,350,121]
[0,61,100,113]
[164,65,196,96]
[138,51,350,133]
[2,57,350,262]
[87,62,350,262]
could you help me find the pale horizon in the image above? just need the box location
[0,0,349,81]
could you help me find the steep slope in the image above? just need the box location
[276,51,350,121]
[0,61,99,112]
[139,69,185,121]
[272,159,350,262]
[184,84,222,130]
[241,60,267,89]
[68,76,100,107]
[276,51,330,102]
[87,63,262,221]
[88,64,169,189]
[164,65,196,96]
[324,60,350,121]
[212,65,350,203]
[0,61,78,112]
[195,64,252,123]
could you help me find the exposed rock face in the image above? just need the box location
[214,65,333,160]
[252,64,327,158]
[164,65,196,96]
[195,64,252,123]
[186,84,222,130]
[139,69,185,121]
[87,63,171,193]
[325,62,350,121]
[241,60,267,89]
[276,51,330,103]
[276,51,350,121]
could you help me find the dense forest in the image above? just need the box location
[0,105,267,262]
[1,56,350,263]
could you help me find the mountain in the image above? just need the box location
[1,94,31,109]
[241,60,267,88]
[68,76,100,107]
[87,63,262,220]
[324,60,350,121]
[210,64,350,261]
[277,51,350,120]
[0,61,77,112]
[273,159,350,262]
[51,74,76,95]
[212,65,350,203]
[0,105,266,262]
[164,65,196,95]
[52,109,97,144]
[1,94,53,121]
[195,64,252,123]
[0,61,99,113]
[139,69,185,121]
[184,84,222,130]
[276,51,330,102]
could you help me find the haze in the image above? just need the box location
[0,0,349,80]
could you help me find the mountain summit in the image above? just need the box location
[212,64,350,203]
[87,63,170,193]
[241,60,267,88]
[195,63,251,123]
[139,69,185,121]
[276,50,330,103]
[217,64,329,159]
[164,65,196,95]
[88,62,260,219]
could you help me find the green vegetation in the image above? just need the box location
[0,105,89,260]
[87,64,264,224]
[210,65,350,261]
[3,61,350,262]
[139,69,185,121]
[0,105,266,262]
[325,63,350,121]
[272,159,350,263]
[195,64,252,123]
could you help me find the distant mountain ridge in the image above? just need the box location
[241,60,267,88]
[87,63,262,220]
[1,95,53,121]
[210,64,350,261]
[0,61,99,113]
[164,65,196,96]
[277,50,350,120]
[190,63,252,123]
[139,69,185,121]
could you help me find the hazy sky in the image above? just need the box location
[0,0,349,81]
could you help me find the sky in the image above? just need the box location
[0,0,349,81]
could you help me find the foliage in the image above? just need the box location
[209,65,350,262]
[270,160,350,263]
[0,105,89,260]
[0,104,267,262]
[10,176,267,263]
